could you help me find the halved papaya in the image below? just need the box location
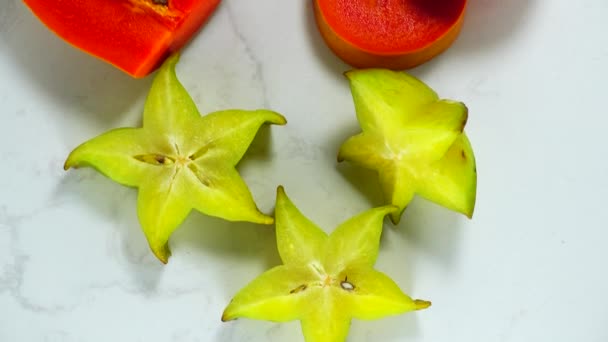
[313,0,466,69]
[23,0,220,78]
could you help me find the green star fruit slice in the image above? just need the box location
[323,205,397,273]
[275,186,328,266]
[338,69,477,223]
[345,69,467,161]
[64,53,286,263]
[335,267,430,320]
[221,264,318,322]
[222,186,430,342]
[299,290,351,342]
[416,133,477,218]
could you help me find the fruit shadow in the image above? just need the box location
[1,2,151,126]
[54,170,166,292]
[301,0,534,79]
[396,199,465,269]
[326,122,385,206]
[350,224,426,341]
[302,0,351,80]
[351,315,421,342]
[169,125,281,299]
[170,213,281,278]
[457,0,535,52]
[56,167,280,298]
[326,123,464,268]
[237,124,275,166]
[323,125,426,338]
[53,116,280,291]
[410,0,535,76]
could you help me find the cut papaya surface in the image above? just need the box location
[314,0,467,69]
[23,0,220,78]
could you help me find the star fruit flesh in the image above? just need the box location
[338,69,477,224]
[222,186,430,342]
[64,53,286,263]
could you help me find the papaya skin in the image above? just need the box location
[313,0,467,69]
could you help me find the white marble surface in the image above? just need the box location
[1,0,608,341]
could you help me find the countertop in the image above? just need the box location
[1,0,607,341]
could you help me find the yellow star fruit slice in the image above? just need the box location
[338,69,477,224]
[64,53,286,263]
[222,186,430,342]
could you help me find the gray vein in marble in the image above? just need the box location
[0,198,211,317]
[84,279,210,301]
[264,324,283,340]
[0,207,72,313]
[224,2,269,109]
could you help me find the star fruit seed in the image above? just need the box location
[64,53,286,263]
[222,186,430,342]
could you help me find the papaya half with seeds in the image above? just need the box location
[23,0,220,78]
[313,0,467,69]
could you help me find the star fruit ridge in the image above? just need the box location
[222,186,430,342]
[338,69,477,224]
[64,53,286,263]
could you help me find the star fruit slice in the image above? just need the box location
[222,186,430,342]
[64,53,286,263]
[337,69,477,224]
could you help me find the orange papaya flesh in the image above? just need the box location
[23,0,220,78]
[314,0,467,69]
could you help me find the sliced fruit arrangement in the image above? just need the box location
[23,0,220,77]
[64,53,286,263]
[338,69,477,224]
[222,186,430,342]
[314,0,467,69]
